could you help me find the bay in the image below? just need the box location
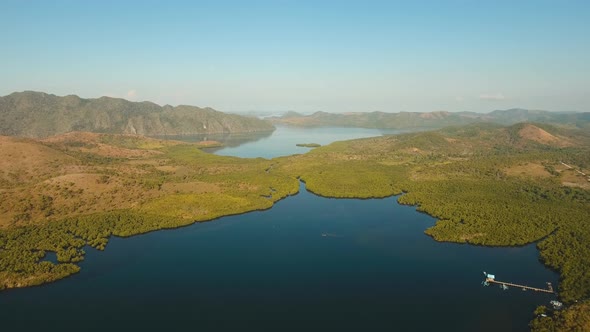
[0,182,557,331]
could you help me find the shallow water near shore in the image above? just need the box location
[0,181,557,331]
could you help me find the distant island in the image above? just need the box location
[0,91,275,138]
[270,109,590,131]
[296,143,321,148]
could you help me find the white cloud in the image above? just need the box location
[125,89,138,100]
[479,93,506,101]
[455,96,464,102]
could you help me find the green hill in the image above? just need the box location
[0,91,275,138]
[270,109,590,130]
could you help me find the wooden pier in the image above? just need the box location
[486,278,555,294]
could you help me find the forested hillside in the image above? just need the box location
[0,91,275,138]
[270,109,590,131]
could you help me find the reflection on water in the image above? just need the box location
[155,126,413,159]
[152,130,275,148]
[195,125,406,158]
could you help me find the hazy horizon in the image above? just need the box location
[1,0,588,113]
[5,90,580,115]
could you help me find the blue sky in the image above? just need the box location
[1,0,588,113]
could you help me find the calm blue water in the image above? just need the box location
[0,182,557,331]
[204,125,403,158]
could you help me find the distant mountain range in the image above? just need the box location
[269,109,590,130]
[0,91,275,138]
[2,91,588,138]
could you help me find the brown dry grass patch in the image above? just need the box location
[161,181,221,194]
[518,124,572,147]
[505,163,551,178]
[561,170,590,189]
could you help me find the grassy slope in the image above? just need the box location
[0,123,589,330]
